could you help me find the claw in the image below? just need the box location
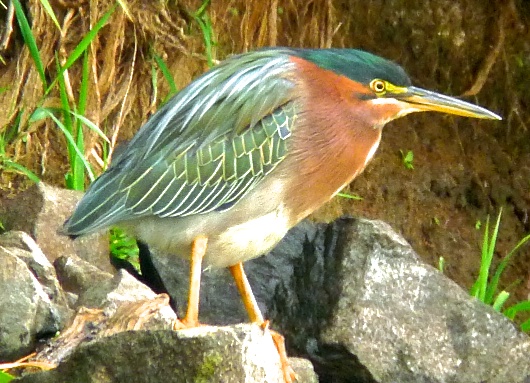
[269,329,297,383]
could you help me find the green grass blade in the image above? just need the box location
[487,231,530,305]
[152,52,178,97]
[69,112,109,142]
[49,112,94,183]
[491,291,510,312]
[521,318,530,333]
[61,5,115,71]
[73,120,85,190]
[191,0,215,67]
[1,159,40,183]
[0,370,14,383]
[45,4,116,94]
[337,192,363,200]
[471,215,490,299]
[438,256,445,273]
[483,209,503,304]
[77,50,90,115]
[55,56,73,134]
[503,300,530,320]
[196,16,214,67]
[13,0,47,87]
[39,0,61,30]
[55,56,79,189]
[71,50,91,190]
[193,0,211,17]
[30,108,95,183]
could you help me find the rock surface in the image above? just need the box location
[141,216,530,383]
[0,232,71,361]
[15,325,317,383]
[0,182,112,273]
[319,218,530,383]
[54,254,114,298]
[1,182,529,382]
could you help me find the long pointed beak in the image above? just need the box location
[397,86,502,120]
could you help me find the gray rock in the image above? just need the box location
[0,242,69,361]
[77,269,161,315]
[0,182,113,273]
[319,217,530,383]
[141,217,530,383]
[289,358,319,383]
[0,231,70,314]
[15,324,318,383]
[54,255,114,299]
[320,219,530,383]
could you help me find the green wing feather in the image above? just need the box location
[63,49,298,235]
[123,102,296,217]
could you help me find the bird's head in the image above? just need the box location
[292,49,501,127]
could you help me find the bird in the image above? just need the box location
[61,47,501,382]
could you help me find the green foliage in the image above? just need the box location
[13,0,47,87]
[399,149,414,170]
[9,2,116,187]
[438,256,445,273]
[0,370,14,383]
[151,50,179,104]
[0,111,35,180]
[190,0,216,67]
[337,192,363,200]
[29,107,109,189]
[470,208,530,332]
[44,4,116,96]
[470,210,502,303]
[39,0,61,30]
[110,228,140,271]
[505,301,530,332]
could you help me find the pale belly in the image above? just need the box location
[120,201,292,269]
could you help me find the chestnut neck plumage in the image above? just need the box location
[281,57,391,224]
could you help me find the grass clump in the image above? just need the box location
[470,208,530,332]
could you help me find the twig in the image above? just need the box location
[461,6,506,96]
[1,0,15,51]
[108,25,137,164]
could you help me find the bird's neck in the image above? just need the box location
[282,57,384,224]
[285,114,382,224]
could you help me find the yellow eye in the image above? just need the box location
[370,79,386,94]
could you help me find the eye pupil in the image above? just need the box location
[369,79,387,94]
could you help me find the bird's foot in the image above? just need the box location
[171,318,202,330]
[260,320,297,383]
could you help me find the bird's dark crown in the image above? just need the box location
[291,48,411,88]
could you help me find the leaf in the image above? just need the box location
[13,0,47,87]
[152,52,178,98]
[0,370,14,383]
[39,0,61,30]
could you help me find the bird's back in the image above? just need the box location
[62,48,299,236]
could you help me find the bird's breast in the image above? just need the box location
[210,203,291,267]
[120,179,293,269]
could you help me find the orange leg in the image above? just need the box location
[174,235,208,329]
[229,262,296,383]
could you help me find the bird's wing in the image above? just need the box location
[63,49,298,235]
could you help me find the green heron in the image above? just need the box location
[62,47,500,382]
